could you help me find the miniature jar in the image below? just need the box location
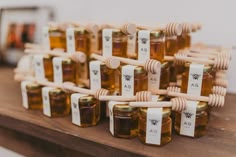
[181,63,213,96]
[109,102,139,138]
[42,87,70,117]
[160,62,170,89]
[21,81,42,110]
[137,30,165,62]
[177,33,191,50]
[102,29,127,57]
[74,28,90,54]
[71,93,100,127]
[175,101,208,138]
[165,36,178,56]
[48,26,67,50]
[33,54,53,81]
[138,107,172,146]
[53,57,76,83]
[119,65,148,96]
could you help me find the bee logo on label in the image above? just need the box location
[73,102,77,109]
[183,112,194,118]
[68,35,73,40]
[104,36,110,42]
[141,38,148,44]
[92,70,98,75]
[191,74,201,80]
[149,119,160,125]
[129,35,134,40]
[55,65,60,70]
[123,75,131,81]
[36,62,41,67]
[44,96,47,101]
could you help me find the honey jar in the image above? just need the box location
[108,101,139,138]
[138,107,172,146]
[120,65,148,96]
[53,57,76,83]
[137,30,165,62]
[47,25,67,50]
[89,60,116,93]
[175,101,208,138]
[21,81,42,110]
[71,93,100,127]
[102,29,127,57]
[126,33,137,59]
[177,34,191,50]
[165,36,178,56]
[42,87,70,117]
[33,54,53,81]
[181,63,213,96]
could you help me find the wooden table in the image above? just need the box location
[0,67,235,157]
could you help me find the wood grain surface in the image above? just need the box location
[0,67,235,157]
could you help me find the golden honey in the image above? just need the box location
[74,28,90,55]
[181,63,213,96]
[24,82,42,110]
[150,30,165,62]
[138,107,172,146]
[175,102,208,138]
[165,36,178,56]
[49,26,66,50]
[112,104,139,138]
[160,62,170,89]
[100,62,116,92]
[177,34,191,50]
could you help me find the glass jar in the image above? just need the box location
[33,55,53,81]
[49,26,67,50]
[119,65,148,96]
[165,36,178,56]
[181,63,213,96]
[21,81,42,110]
[74,28,90,55]
[175,102,208,138]
[42,87,71,117]
[177,34,191,50]
[138,107,172,146]
[110,103,139,138]
[160,62,170,89]
[71,93,100,127]
[150,30,165,62]
[53,57,76,83]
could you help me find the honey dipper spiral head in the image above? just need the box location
[208,94,225,107]
[212,86,227,96]
[213,56,230,70]
[71,52,86,63]
[171,97,186,112]
[104,57,120,69]
[136,91,152,101]
[165,22,182,36]
[95,88,109,99]
[167,86,181,93]
[144,59,161,73]
[215,78,228,88]
[122,23,137,35]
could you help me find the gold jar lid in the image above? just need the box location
[197,101,208,112]
[161,62,169,69]
[49,88,65,95]
[112,29,124,36]
[150,30,165,38]
[113,104,138,113]
[184,62,212,72]
[62,58,74,65]
[140,107,171,118]
[134,66,145,74]
[79,95,97,106]
[26,82,41,90]
[74,27,88,35]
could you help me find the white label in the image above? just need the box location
[187,63,204,95]
[21,81,30,109]
[146,108,163,145]
[66,28,76,53]
[138,30,151,61]
[102,29,113,57]
[42,87,54,117]
[127,33,136,56]
[180,101,198,137]
[71,93,87,126]
[53,57,63,83]
[33,55,45,80]
[121,65,136,96]
[148,66,161,92]
[89,60,102,90]
[42,26,50,50]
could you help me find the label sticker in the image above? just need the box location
[138,30,151,61]
[42,26,50,50]
[71,93,87,126]
[127,33,136,57]
[33,55,45,80]
[89,60,102,90]
[21,81,30,109]
[187,63,204,95]
[102,29,113,57]
[146,108,163,145]
[121,65,136,96]
[42,87,54,117]
[180,101,198,137]
[53,57,63,83]
[66,27,76,53]
[148,66,161,92]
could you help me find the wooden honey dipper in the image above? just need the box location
[129,97,187,112]
[102,23,137,35]
[113,56,161,73]
[215,78,228,88]
[90,53,120,69]
[167,92,225,107]
[212,86,227,96]
[190,48,232,59]
[24,48,86,63]
[137,22,182,36]
[181,22,192,34]
[14,74,109,99]
[99,91,152,102]
[25,43,44,49]
[152,86,181,95]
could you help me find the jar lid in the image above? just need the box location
[79,95,97,106]
[150,30,165,37]
[184,62,212,72]
[197,101,208,111]
[74,27,88,34]
[112,29,124,35]
[113,104,138,112]
[161,62,169,68]
[140,107,171,117]
[26,82,41,90]
[134,66,146,74]
[62,58,74,64]
[49,88,65,95]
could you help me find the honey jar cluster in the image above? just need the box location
[18,22,229,147]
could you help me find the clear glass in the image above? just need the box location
[112,33,127,57]
[165,36,178,56]
[150,32,165,62]
[43,56,53,81]
[49,29,66,50]
[74,31,90,55]
[61,60,77,83]
[160,63,170,89]
[177,34,191,50]
[26,84,42,110]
